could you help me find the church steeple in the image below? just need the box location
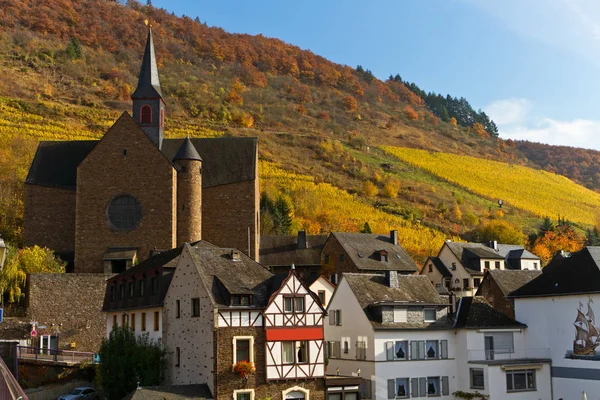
[132,25,165,149]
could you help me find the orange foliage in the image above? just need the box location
[317,111,331,121]
[472,122,488,138]
[531,227,584,265]
[404,106,419,121]
[341,95,358,112]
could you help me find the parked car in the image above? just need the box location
[58,387,99,400]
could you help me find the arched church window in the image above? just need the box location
[107,195,142,231]
[141,105,152,124]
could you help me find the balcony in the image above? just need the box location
[17,346,94,366]
[467,348,551,363]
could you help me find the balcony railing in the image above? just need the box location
[467,348,550,362]
[17,346,94,365]
[0,356,27,400]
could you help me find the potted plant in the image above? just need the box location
[233,360,256,382]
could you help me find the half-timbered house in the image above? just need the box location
[163,243,349,400]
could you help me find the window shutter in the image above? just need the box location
[335,341,341,358]
[338,310,342,325]
[386,342,394,360]
[387,379,395,399]
[441,340,448,359]
[442,376,449,395]
[329,312,335,325]
[410,341,418,360]
[418,341,425,360]
[411,378,419,397]
[419,378,426,396]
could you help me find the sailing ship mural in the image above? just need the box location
[566,300,600,360]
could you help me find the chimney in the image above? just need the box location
[297,230,307,250]
[390,230,398,245]
[385,270,399,288]
[230,250,241,261]
[488,240,498,251]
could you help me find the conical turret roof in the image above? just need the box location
[173,137,202,162]
[131,28,163,99]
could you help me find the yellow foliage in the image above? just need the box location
[382,146,600,225]
[362,180,378,197]
[260,161,451,263]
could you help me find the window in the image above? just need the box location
[234,337,253,363]
[107,195,142,231]
[428,265,432,273]
[451,262,456,270]
[122,314,127,327]
[110,285,116,301]
[393,307,407,323]
[192,298,200,317]
[329,309,342,325]
[130,313,136,331]
[474,278,481,288]
[232,295,251,306]
[393,341,408,360]
[160,108,164,127]
[150,277,158,295]
[153,311,159,331]
[284,296,304,313]
[119,284,124,300]
[424,308,436,322]
[485,332,514,360]
[533,262,538,269]
[138,279,144,297]
[340,254,345,261]
[176,347,180,367]
[356,340,366,360]
[506,369,535,392]
[113,314,117,327]
[425,340,438,359]
[463,278,470,289]
[427,376,440,395]
[470,368,484,389]
[235,391,253,400]
[495,261,501,269]
[318,290,326,306]
[393,378,410,398]
[327,341,341,358]
[484,261,490,269]
[176,300,180,318]
[324,255,330,264]
[141,312,146,331]
[282,341,308,364]
[128,282,134,298]
[360,380,372,399]
[141,105,152,124]
[343,339,349,354]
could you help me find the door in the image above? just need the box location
[484,336,494,360]
[40,335,50,355]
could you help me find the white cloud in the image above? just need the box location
[485,98,600,150]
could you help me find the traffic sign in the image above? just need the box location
[30,329,37,337]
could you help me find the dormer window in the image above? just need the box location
[378,250,389,262]
[232,295,252,306]
[141,105,152,124]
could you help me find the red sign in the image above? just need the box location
[265,327,323,341]
[30,329,37,337]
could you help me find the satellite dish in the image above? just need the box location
[498,199,503,208]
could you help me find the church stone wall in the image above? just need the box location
[203,179,259,261]
[74,115,177,273]
[26,273,110,353]
[175,159,202,246]
[23,185,75,254]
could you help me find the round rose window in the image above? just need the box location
[107,195,142,231]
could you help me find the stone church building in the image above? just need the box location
[24,29,259,273]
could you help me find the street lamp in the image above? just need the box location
[0,235,6,270]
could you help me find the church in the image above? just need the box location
[23,28,260,273]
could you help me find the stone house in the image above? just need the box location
[321,231,418,284]
[23,27,260,273]
[162,244,354,400]
[420,241,541,297]
[475,269,541,319]
[325,272,552,399]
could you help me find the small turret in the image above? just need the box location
[174,138,202,245]
[132,27,166,149]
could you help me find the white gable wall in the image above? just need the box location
[309,276,335,308]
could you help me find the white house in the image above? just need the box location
[309,275,335,308]
[325,272,552,400]
[511,246,600,399]
[421,241,541,297]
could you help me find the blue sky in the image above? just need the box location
[151,0,600,150]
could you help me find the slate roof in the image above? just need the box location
[26,129,257,189]
[131,28,163,99]
[188,246,275,309]
[343,273,451,329]
[427,256,452,278]
[173,137,202,162]
[482,269,542,296]
[454,296,526,329]
[259,234,327,267]
[510,247,600,298]
[126,384,212,400]
[331,232,419,272]
[444,242,538,274]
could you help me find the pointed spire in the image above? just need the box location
[173,137,202,162]
[131,27,163,99]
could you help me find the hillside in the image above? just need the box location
[0,0,597,262]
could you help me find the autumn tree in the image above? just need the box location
[531,218,583,265]
[404,106,419,121]
[341,95,358,112]
[473,220,525,245]
[362,181,378,197]
[225,78,246,105]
